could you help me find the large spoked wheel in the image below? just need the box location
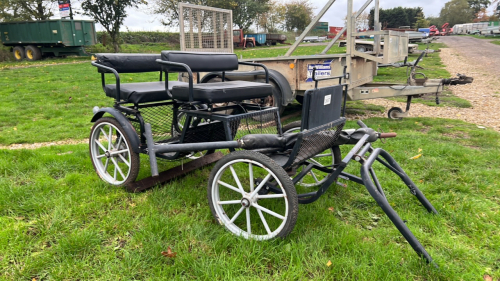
[208,151,298,240]
[283,121,341,188]
[89,117,140,186]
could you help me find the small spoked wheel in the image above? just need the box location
[283,121,341,188]
[208,151,298,240]
[89,117,139,186]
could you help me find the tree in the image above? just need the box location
[1,0,55,21]
[257,0,286,33]
[81,0,143,52]
[439,0,474,26]
[284,0,314,32]
[413,11,430,29]
[151,0,270,32]
[369,7,423,29]
[344,12,370,31]
[467,0,490,17]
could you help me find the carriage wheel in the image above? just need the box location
[208,151,298,240]
[283,121,341,188]
[90,117,140,186]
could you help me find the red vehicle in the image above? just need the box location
[429,25,440,36]
[232,29,256,48]
[440,23,450,36]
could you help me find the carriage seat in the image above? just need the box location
[159,51,273,103]
[93,53,187,103]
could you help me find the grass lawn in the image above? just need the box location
[1,118,499,279]
[1,40,499,280]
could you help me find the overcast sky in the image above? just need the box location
[66,0,495,32]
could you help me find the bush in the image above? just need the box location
[0,45,14,62]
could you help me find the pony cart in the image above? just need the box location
[89,51,438,264]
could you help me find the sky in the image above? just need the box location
[63,0,495,32]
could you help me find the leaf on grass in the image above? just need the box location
[161,246,177,258]
[483,275,492,281]
[418,148,422,153]
[326,260,332,267]
[13,127,17,131]
[410,154,422,160]
[328,207,334,212]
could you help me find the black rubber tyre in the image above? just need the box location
[388,107,404,120]
[208,150,298,239]
[295,95,304,105]
[89,117,140,186]
[265,41,271,47]
[25,45,42,61]
[250,80,284,118]
[246,42,254,48]
[13,46,25,61]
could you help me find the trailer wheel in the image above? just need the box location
[207,150,298,240]
[25,45,42,61]
[388,107,404,120]
[89,117,140,186]
[246,42,254,48]
[265,42,271,47]
[13,46,25,61]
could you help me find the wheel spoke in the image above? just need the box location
[116,135,123,150]
[309,158,324,167]
[99,127,110,144]
[257,194,285,199]
[96,154,106,159]
[108,126,113,150]
[110,149,129,155]
[253,203,285,220]
[104,158,110,171]
[229,165,245,194]
[218,180,243,194]
[256,209,272,235]
[110,158,126,180]
[218,200,241,205]
[117,153,131,167]
[94,138,108,152]
[230,206,245,223]
[309,170,320,183]
[246,208,251,235]
[249,173,272,197]
[113,165,117,180]
[249,163,254,192]
[314,153,331,158]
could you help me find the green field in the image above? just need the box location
[1,42,499,280]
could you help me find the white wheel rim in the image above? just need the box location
[284,126,335,187]
[211,159,289,240]
[90,121,133,185]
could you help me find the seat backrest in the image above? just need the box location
[160,51,239,72]
[95,53,162,73]
[300,84,343,130]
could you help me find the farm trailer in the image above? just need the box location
[182,0,472,119]
[246,33,287,46]
[0,19,97,61]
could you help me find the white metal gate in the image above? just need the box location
[179,3,233,53]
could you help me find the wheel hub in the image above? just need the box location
[241,198,251,208]
[104,151,111,158]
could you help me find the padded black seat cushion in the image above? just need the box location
[105,81,187,103]
[171,81,273,103]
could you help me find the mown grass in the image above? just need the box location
[1,118,499,280]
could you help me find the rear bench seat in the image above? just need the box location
[92,53,187,104]
[158,51,273,103]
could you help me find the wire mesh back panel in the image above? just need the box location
[181,108,280,143]
[130,103,177,143]
[292,119,345,168]
[179,3,233,53]
[230,109,280,140]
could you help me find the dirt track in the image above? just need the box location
[364,36,500,131]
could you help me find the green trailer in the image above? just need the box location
[0,19,97,61]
